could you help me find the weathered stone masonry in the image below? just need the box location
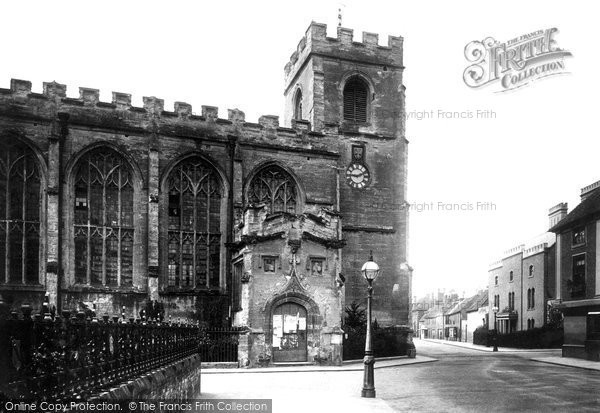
[0,22,410,366]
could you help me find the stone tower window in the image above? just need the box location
[166,157,222,289]
[293,89,303,120]
[0,139,41,284]
[343,76,369,123]
[74,148,134,286]
[248,165,297,214]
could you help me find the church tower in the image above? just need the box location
[283,23,410,326]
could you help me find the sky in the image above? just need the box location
[1,0,597,298]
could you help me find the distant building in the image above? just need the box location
[416,290,459,339]
[488,222,556,333]
[445,290,488,342]
[465,294,489,343]
[550,180,600,361]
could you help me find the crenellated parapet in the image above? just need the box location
[502,244,525,259]
[488,260,503,271]
[523,243,548,259]
[284,21,403,88]
[0,78,335,154]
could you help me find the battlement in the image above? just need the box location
[502,244,524,259]
[548,202,568,215]
[581,179,600,200]
[488,260,503,271]
[0,79,316,135]
[523,243,548,258]
[284,22,403,87]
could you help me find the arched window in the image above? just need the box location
[74,148,134,286]
[166,157,222,289]
[248,165,297,214]
[293,89,303,120]
[343,76,369,123]
[0,138,41,284]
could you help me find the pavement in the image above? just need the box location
[421,338,600,371]
[200,340,600,412]
[530,355,600,371]
[421,338,561,353]
[201,354,437,374]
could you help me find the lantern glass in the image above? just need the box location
[361,260,380,282]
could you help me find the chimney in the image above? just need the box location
[548,202,568,228]
[580,179,600,201]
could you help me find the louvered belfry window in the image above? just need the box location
[248,166,296,214]
[74,149,134,287]
[167,157,222,289]
[0,138,41,285]
[343,77,368,123]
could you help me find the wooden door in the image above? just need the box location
[272,303,307,362]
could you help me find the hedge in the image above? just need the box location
[473,326,563,349]
[343,325,414,360]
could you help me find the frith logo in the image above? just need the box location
[463,28,572,92]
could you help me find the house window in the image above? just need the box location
[343,76,368,123]
[74,148,134,287]
[293,89,303,120]
[493,294,500,309]
[529,265,534,277]
[248,165,297,214]
[527,288,536,309]
[509,270,514,282]
[508,292,515,311]
[573,227,586,246]
[263,256,276,273]
[570,255,586,299]
[494,275,498,286]
[0,138,41,285]
[166,157,222,289]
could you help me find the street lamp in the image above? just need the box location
[492,306,499,352]
[361,252,381,398]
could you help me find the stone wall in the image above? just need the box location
[96,354,201,400]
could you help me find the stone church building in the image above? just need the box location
[0,22,410,366]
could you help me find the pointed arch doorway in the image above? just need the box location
[272,302,308,362]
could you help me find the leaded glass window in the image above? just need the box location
[167,157,222,289]
[248,166,297,214]
[74,148,134,286]
[0,139,41,284]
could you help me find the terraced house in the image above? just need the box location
[0,22,411,366]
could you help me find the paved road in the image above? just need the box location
[201,339,600,412]
[377,339,600,412]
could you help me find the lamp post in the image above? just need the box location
[492,306,499,352]
[361,252,380,398]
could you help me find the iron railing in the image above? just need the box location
[199,327,243,363]
[0,306,201,400]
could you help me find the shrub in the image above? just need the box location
[473,326,489,346]
[342,302,414,360]
[497,327,563,349]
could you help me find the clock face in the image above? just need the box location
[346,163,370,189]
